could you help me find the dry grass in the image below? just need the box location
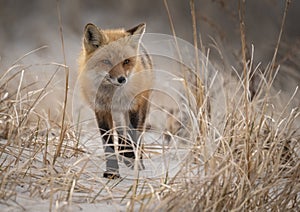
[0,0,299,211]
[145,63,300,211]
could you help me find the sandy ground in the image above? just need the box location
[0,128,194,211]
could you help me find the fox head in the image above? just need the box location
[80,23,146,87]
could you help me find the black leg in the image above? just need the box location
[125,109,146,169]
[129,110,140,129]
[118,110,139,159]
[118,132,136,159]
[96,111,120,179]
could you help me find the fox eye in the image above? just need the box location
[101,59,112,65]
[123,59,130,65]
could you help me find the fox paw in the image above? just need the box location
[103,171,120,179]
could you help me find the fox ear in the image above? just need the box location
[126,23,146,49]
[127,23,146,35]
[83,23,106,53]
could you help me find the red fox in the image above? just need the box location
[78,23,153,179]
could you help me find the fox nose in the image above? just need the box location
[117,76,127,84]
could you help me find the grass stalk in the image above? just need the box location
[53,0,70,165]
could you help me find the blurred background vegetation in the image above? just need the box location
[0,0,299,64]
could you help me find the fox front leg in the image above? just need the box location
[95,111,120,179]
[115,111,135,168]
[116,110,144,170]
[126,106,148,170]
